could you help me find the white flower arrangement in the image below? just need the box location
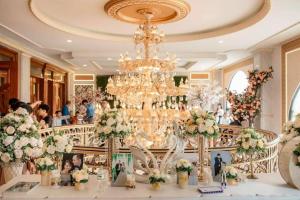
[282,114,300,142]
[36,157,56,171]
[94,109,131,140]
[224,165,238,179]
[72,169,89,183]
[176,159,192,173]
[236,128,266,154]
[0,108,43,164]
[184,109,219,138]
[149,169,165,184]
[43,131,73,158]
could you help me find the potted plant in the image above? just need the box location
[0,108,43,182]
[149,169,165,190]
[36,157,56,186]
[176,159,192,188]
[72,169,89,191]
[224,165,238,185]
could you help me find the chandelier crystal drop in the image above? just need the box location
[106,13,189,147]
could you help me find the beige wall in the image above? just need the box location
[286,48,300,114]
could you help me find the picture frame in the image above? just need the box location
[111,153,133,187]
[210,150,232,181]
[60,153,84,186]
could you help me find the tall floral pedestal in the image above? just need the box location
[2,162,24,183]
[247,153,258,179]
[40,171,51,186]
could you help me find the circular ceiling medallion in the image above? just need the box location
[104,0,191,24]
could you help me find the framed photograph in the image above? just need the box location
[210,151,232,181]
[4,182,39,193]
[111,153,133,187]
[60,153,84,186]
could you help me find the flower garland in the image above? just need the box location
[227,67,273,122]
[0,108,43,164]
[184,109,219,138]
[43,131,73,158]
[149,169,165,184]
[176,159,192,173]
[236,128,266,154]
[94,109,131,140]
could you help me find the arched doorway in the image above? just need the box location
[289,84,300,121]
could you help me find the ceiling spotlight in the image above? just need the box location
[107,57,112,61]
[67,39,72,43]
[83,64,87,67]
[218,40,224,44]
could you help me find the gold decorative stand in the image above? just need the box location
[247,153,258,179]
[198,135,205,182]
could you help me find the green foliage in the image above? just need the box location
[149,176,165,184]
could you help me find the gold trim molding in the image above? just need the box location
[104,0,190,24]
[29,0,271,42]
[223,58,254,74]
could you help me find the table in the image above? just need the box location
[0,173,300,200]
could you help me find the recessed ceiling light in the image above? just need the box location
[107,57,112,61]
[83,64,87,67]
[218,40,224,44]
[66,39,72,43]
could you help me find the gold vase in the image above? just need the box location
[247,153,258,179]
[177,171,188,188]
[40,171,51,186]
[74,182,86,191]
[227,178,237,185]
[151,182,160,190]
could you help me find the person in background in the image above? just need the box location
[62,100,72,125]
[215,103,224,124]
[76,111,84,124]
[86,101,95,123]
[221,112,231,125]
[8,98,19,112]
[37,103,52,129]
[79,100,87,120]
[53,111,63,127]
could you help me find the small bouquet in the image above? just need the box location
[236,128,266,154]
[43,131,73,158]
[36,157,56,172]
[185,109,219,138]
[149,169,165,190]
[175,159,192,173]
[0,107,43,164]
[224,165,238,185]
[72,168,89,190]
[94,109,131,140]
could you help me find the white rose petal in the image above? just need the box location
[1,153,11,163]
[14,140,22,150]
[24,147,33,157]
[3,136,14,146]
[6,126,15,135]
[14,149,23,159]
[46,145,56,155]
[65,144,73,153]
[29,137,38,147]
[18,124,27,132]
[20,137,29,146]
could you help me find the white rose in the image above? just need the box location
[206,126,215,134]
[1,153,11,163]
[196,118,204,125]
[250,139,257,147]
[65,144,73,153]
[104,126,112,134]
[6,126,15,135]
[198,124,206,133]
[45,157,53,166]
[29,137,38,147]
[15,107,28,115]
[46,145,56,154]
[56,144,65,152]
[32,147,43,158]
[3,136,14,146]
[205,119,214,127]
[242,142,250,150]
[229,168,237,176]
[20,137,29,146]
[14,149,23,159]
[37,139,43,148]
[257,140,264,149]
[24,147,33,157]
[14,140,22,149]
[18,124,27,132]
[106,117,116,126]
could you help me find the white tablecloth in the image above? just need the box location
[0,173,300,200]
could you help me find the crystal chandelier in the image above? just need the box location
[106,13,189,147]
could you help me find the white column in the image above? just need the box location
[19,53,31,102]
[253,48,281,134]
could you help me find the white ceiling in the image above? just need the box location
[0,0,300,74]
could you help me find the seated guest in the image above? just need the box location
[62,100,72,125]
[221,112,231,125]
[37,103,52,129]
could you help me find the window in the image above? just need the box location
[289,84,300,121]
[228,71,248,94]
[226,71,249,110]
